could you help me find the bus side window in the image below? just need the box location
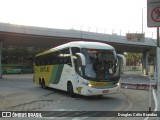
[59,48,72,66]
[51,54,55,65]
[66,48,72,66]
[39,56,43,66]
[44,55,48,65]
[53,51,59,64]
[71,47,80,55]
[57,51,62,64]
[46,54,52,65]
[35,57,39,66]
[48,54,52,65]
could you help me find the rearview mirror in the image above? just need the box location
[76,53,86,66]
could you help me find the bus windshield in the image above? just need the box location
[81,49,117,81]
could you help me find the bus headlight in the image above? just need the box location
[82,81,92,87]
[116,82,120,86]
[88,83,92,87]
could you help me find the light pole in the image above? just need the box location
[142,8,144,34]
[142,7,145,34]
[142,6,152,112]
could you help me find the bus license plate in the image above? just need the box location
[102,90,109,94]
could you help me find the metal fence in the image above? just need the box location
[71,26,157,39]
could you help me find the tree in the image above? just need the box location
[2,47,47,64]
[125,52,142,68]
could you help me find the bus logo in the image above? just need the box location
[2,112,11,117]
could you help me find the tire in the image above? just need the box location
[41,79,46,89]
[39,79,42,85]
[67,82,75,98]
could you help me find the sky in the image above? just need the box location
[0,0,157,38]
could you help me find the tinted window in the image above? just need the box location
[34,48,72,66]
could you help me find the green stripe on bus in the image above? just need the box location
[54,64,64,84]
[50,64,64,84]
[49,65,58,84]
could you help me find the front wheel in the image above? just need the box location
[67,82,75,98]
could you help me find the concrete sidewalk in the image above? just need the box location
[121,71,159,120]
[120,71,157,90]
[121,72,150,84]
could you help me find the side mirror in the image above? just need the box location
[76,53,86,66]
[117,54,126,66]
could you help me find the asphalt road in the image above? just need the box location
[0,74,154,120]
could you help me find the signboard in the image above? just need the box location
[126,33,145,41]
[147,0,160,27]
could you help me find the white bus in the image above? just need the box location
[33,41,120,97]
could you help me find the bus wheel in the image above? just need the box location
[67,82,75,98]
[41,79,46,89]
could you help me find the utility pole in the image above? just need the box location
[157,27,160,92]
[142,8,144,34]
[156,27,160,120]
[147,1,160,117]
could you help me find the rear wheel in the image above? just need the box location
[41,79,46,89]
[67,82,75,98]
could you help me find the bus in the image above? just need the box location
[33,41,120,97]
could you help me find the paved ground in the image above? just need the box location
[0,74,54,111]
[0,74,127,112]
[0,73,157,120]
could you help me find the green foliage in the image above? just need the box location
[125,52,142,66]
[2,47,47,64]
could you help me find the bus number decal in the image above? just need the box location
[76,87,82,94]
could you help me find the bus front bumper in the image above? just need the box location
[80,85,120,96]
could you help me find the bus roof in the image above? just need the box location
[36,41,114,57]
